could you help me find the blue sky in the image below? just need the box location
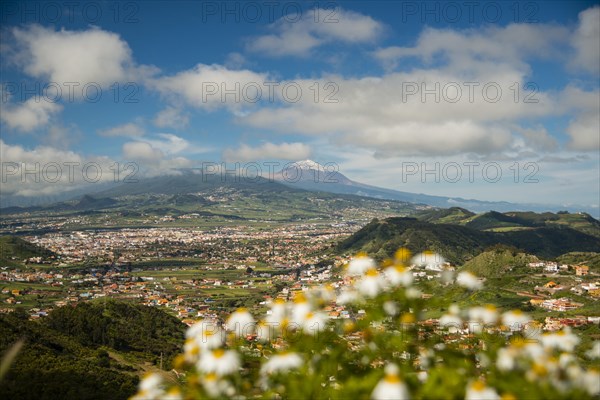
[1,0,599,210]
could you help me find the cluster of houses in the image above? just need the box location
[528,261,590,276]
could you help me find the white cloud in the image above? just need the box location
[44,124,81,148]
[567,112,600,151]
[121,139,194,176]
[153,107,189,129]
[562,86,600,151]
[0,139,116,197]
[246,8,383,57]
[373,23,568,73]
[0,97,62,132]
[223,142,311,162]
[571,6,600,74]
[225,52,247,69]
[517,126,558,152]
[9,25,134,88]
[98,122,145,137]
[239,71,556,157]
[121,133,207,175]
[149,64,268,111]
[237,18,596,158]
[122,141,164,161]
[141,133,195,156]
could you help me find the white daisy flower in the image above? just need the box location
[581,369,600,396]
[411,251,445,269]
[496,347,516,371]
[468,305,498,333]
[383,301,399,316]
[187,320,225,350]
[405,287,422,299]
[290,293,312,326]
[187,320,217,338]
[201,373,235,398]
[269,298,288,319]
[200,327,226,350]
[541,328,580,352]
[347,254,376,276]
[162,388,183,400]
[522,342,544,360]
[198,349,240,376]
[465,381,500,400]
[256,321,278,343]
[336,289,361,305]
[586,341,600,359]
[439,305,463,333]
[384,265,413,286]
[371,364,410,400]
[302,311,327,335]
[226,307,255,338]
[260,352,303,375]
[184,338,200,363]
[132,373,164,400]
[356,269,386,297]
[456,271,483,290]
[501,310,531,331]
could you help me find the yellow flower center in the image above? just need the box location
[401,313,416,324]
[395,247,412,261]
[343,321,356,333]
[366,268,379,277]
[205,373,217,381]
[532,363,547,376]
[471,381,486,391]
[213,349,225,358]
[384,374,401,384]
[395,265,406,273]
[381,258,394,267]
[294,293,307,303]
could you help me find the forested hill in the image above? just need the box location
[0,300,185,400]
[337,217,600,264]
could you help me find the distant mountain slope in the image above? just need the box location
[337,217,600,264]
[274,160,598,215]
[415,208,600,238]
[0,171,422,226]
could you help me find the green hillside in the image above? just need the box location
[461,247,538,278]
[337,217,496,264]
[556,252,600,271]
[0,300,185,400]
[415,207,475,224]
[337,217,600,264]
[0,236,55,267]
[45,300,185,366]
[415,209,600,238]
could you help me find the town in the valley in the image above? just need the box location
[2,222,599,340]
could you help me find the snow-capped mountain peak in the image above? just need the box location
[291,159,323,170]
